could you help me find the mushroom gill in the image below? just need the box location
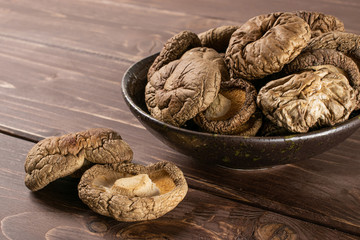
[194,79,261,135]
[78,161,188,222]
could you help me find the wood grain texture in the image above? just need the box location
[117,0,360,33]
[0,134,357,240]
[1,38,360,234]
[0,0,236,63]
[0,0,357,64]
[0,0,360,238]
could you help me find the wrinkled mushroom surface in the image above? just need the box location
[225,12,311,80]
[78,161,188,222]
[147,30,201,79]
[24,128,133,191]
[198,25,239,53]
[293,11,345,38]
[231,111,263,136]
[284,48,360,109]
[144,11,357,136]
[194,79,259,135]
[257,65,357,133]
[145,48,225,127]
[304,31,360,62]
[181,47,230,83]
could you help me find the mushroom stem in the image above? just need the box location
[204,93,232,120]
[111,174,160,197]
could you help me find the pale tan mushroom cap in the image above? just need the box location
[24,128,133,191]
[283,49,360,109]
[257,66,357,133]
[78,161,188,222]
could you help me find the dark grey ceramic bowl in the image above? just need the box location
[122,53,360,169]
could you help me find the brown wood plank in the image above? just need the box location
[0,0,357,65]
[0,133,358,240]
[0,36,139,137]
[1,27,360,234]
[0,0,236,63]
[119,0,360,33]
[136,128,360,235]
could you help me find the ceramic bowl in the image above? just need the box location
[121,53,360,169]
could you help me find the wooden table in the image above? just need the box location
[1,0,359,239]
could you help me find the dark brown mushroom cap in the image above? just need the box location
[303,31,360,62]
[283,49,360,109]
[194,79,258,135]
[198,25,240,53]
[225,12,311,80]
[181,46,227,63]
[293,11,345,38]
[233,111,263,136]
[181,47,230,82]
[24,128,133,191]
[145,48,224,127]
[147,30,201,79]
[78,161,188,222]
[257,66,357,133]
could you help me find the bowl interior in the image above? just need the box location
[122,53,360,169]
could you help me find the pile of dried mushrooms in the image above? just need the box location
[24,128,188,222]
[145,11,360,136]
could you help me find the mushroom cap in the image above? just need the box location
[283,49,360,109]
[24,128,133,191]
[293,11,345,38]
[257,65,357,133]
[198,25,240,53]
[147,30,201,79]
[78,161,188,222]
[194,79,259,135]
[303,31,360,64]
[235,111,263,136]
[145,47,225,127]
[225,12,311,80]
[181,47,230,82]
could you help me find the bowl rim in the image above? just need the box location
[121,54,360,142]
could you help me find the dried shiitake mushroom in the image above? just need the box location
[147,30,201,79]
[194,79,261,135]
[145,47,227,127]
[24,128,133,191]
[144,11,357,136]
[303,31,360,64]
[181,47,230,83]
[257,65,357,133]
[293,11,345,38]
[225,12,311,80]
[284,49,360,109]
[78,161,188,222]
[198,25,239,53]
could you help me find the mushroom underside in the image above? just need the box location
[78,162,188,222]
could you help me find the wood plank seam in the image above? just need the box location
[187,177,360,237]
[80,0,240,23]
[1,128,358,237]
[0,33,134,64]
